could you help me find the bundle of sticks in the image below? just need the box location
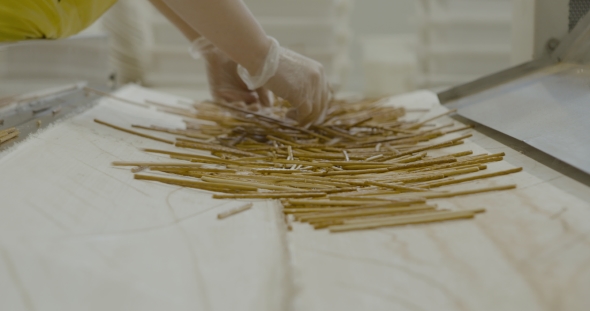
[0,127,19,146]
[95,94,522,232]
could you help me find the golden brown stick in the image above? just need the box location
[409,157,503,173]
[213,192,327,199]
[0,127,17,137]
[270,159,333,168]
[364,180,428,192]
[425,168,523,188]
[392,134,472,158]
[423,184,516,199]
[132,124,211,140]
[329,208,484,232]
[287,198,425,206]
[267,135,299,147]
[316,168,390,176]
[176,141,258,157]
[131,166,148,173]
[404,109,458,130]
[297,204,436,222]
[0,130,19,144]
[134,174,258,192]
[112,161,202,167]
[201,176,297,192]
[310,208,440,229]
[449,150,474,158]
[218,203,253,219]
[94,119,174,144]
[444,125,474,134]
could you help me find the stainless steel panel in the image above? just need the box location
[446,63,590,175]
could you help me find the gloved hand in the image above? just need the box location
[189,37,270,107]
[160,0,330,126]
[237,37,331,127]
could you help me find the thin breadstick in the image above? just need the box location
[329,208,484,232]
[95,119,174,144]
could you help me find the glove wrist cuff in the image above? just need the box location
[188,37,214,59]
[237,36,280,90]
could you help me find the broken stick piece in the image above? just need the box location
[218,203,254,219]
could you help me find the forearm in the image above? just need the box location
[149,0,201,42]
[162,0,271,74]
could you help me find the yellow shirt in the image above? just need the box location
[0,0,117,41]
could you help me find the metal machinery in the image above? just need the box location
[440,0,590,177]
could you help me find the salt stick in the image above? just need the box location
[409,157,502,173]
[365,180,428,192]
[133,124,211,140]
[403,109,458,130]
[329,208,484,232]
[267,135,300,147]
[317,125,360,141]
[355,208,486,225]
[176,141,258,157]
[449,150,474,158]
[131,166,148,173]
[347,116,373,129]
[444,125,474,134]
[213,192,327,199]
[201,176,297,192]
[458,152,506,162]
[283,207,354,214]
[278,181,334,189]
[297,204,436,222]
[392,134,472,158]
[389,152,427,164]
[310,167,390,177]
[83,87,149,108]
[135,174,258,192]
[287,198,425,206]
[143,149,231,163]
[0,130,19,144]
[425,168,523,188]
[94,119,174,144]
[385,157,457,171]
[423,184,516,199]
[0,127,17,137]
[441,167,481,176]
[270,159,333,168]
[217,203,253,220]
[113,161,202,167]
[309,208,439,229]
[365,154,383,161]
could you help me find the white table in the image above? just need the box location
[1,85,588,311]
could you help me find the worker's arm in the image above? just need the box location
[149,0,269,105]
[148,0,201,42]
[157,0,330,126]
[161,0,270,74]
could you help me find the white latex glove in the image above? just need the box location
[238,37,331,127]
[161,0,330,125]
[189,37,269,106]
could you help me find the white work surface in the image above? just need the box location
[1,85,589,311]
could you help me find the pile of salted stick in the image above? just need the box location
[97,95,522,233]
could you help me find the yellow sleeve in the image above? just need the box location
[0,0,118,42]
